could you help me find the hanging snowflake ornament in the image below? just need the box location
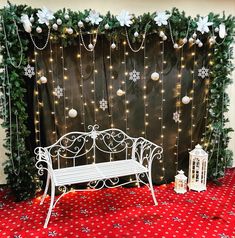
[36,7,54,25]
[88,10,103,25]
[99,98,108,111]
[198,66,209,79]
[196,16,213,34]
[129,69,140,82]
[54,85,63,99]
[173,111,180,123]
[24,64,35,78]
[154,11,171,26]
[116,10,133,27]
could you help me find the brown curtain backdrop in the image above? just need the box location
[27,34,208,184]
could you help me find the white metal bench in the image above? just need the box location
[35,125,163,228]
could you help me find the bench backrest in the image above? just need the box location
[35,125,163,171]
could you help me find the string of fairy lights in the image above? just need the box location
[78,40,86,131]
[33,49,41,146]
[190,45,196,150]
[159,39,166,182]
[174,47,184,172]
[109,41,114,128]
[49,39,58,141]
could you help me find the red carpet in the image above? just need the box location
[0,169,235,238]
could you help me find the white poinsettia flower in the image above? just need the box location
[196,16,213,34]
[88,10,103,25]
[116,10,133,27]
[154,11,170,26]
[20,14,32,33]
[36,6,55,25]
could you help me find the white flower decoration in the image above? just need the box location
[36,7,54,25]
[154,11,170,26]
[88,10,103,25]
[20,14,32,33]
[196,16,213,34]
[116,10,133,27]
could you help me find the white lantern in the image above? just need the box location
[188,144,208,192]
[174,170,187,194]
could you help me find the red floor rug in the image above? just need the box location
[0,169,235,238]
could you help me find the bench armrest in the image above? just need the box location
[34,147,54,178]
[132,137,163,171]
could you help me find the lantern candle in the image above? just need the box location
[174,170,187,194]
[188,144,208,192]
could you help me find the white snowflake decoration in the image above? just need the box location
[173,111,180,123]
[154,11,171,26]
[198,66,209,79]
[116,10,133,27]
[88,10,102,25]
[99,98,108,111]
[36,7,54,25]
[129,69,140,82]
[54,86,63,99]
[24,64,35,78]
[196,16,213,34]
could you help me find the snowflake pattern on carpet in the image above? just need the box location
[218,234,230,238]
[99,98,108,111]
[48,231,57,237]
[81,227,90,233]
[198,66,209,79]
[54,86,63,99]
[173,111,180,123]
[24,64,35,78]
[129,69,140,82]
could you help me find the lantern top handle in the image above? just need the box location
[189,144,208,157]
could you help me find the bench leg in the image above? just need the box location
[40,173,50,205]
[147,172,158,205]
[43,181,55,228]
[135,174,140,188]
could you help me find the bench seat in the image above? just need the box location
[53,160,148,186]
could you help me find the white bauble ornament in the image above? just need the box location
[85,17,90,22]
[198,42,203,47]
[134,31,139,37]
[52,23,58,30]
[36,26,42,33]
[195,39,200,44]
[88,43,94,50]
[151,72,160,81]
[192,32,197,39]
[104,23,110,30]
[30,16,34,23]
[77,20,84,28]
[173,43,179,49]
[189,37,194,43]
[214,27,219,32]
[111,42,116,49]
[182,96,191,104]
[116,89,125,96]
[182,38,187,44]
[56,18,62,25]
[68,108,78,118]
[219,23,226,39]
[64,14,69,20]
[163,35,167,41]
[39,76,47,84]
[67,27,73,34]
